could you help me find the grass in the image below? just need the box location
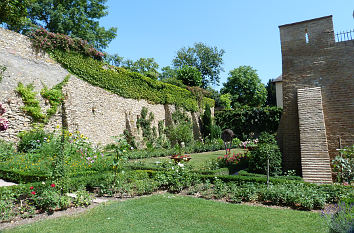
[4,194,327,233]
[128,149,244,169]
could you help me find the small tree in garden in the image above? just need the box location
[201,103,212,139]
[166,107,193,154]
[0,103,8,131]
[332,145,354,184]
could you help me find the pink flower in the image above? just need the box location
[50,183,56,187]
[29,186,34,190]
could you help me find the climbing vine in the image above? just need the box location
[16,76,69,123]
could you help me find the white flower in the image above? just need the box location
[41,181,45,185]
[177,163,184,167]
[130,147,134,150]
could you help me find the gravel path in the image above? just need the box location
[0,179,17,187]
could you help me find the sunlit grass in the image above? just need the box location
[5,194,327,233]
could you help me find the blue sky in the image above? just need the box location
[100,0,354,89]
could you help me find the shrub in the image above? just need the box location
[248,143,282,176]
[215,106,282,140]
[332,145,354,184]
[322,200,354,233]
[0,139,15,162]
[258,132,277,144]
[217,152,249,174]
[210,124,222,140]
[17,128,52,153]
[29,27,104,60]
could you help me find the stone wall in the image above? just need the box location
[0,27,203,145]
[0,27,66,141]
[63,76,202,145]
[297,87,332,183]
[277,15,354,175]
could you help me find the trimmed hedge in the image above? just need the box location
[0,168,48,183]
[51,50,214,112]
[215,106,282,140]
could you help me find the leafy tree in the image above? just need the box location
[104,53,124,67]
[265,79,276,106]
[0,0,31,32]
[122,57,159,79]
[219,93,232,110]
[26,0,117,49]
[159,66,177,80]
[221,66,267,107]
[173,42,225,88]
[176,65,202,87]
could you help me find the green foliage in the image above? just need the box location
[219,93,232,110]
[210,124,222,140]
[166,107,193,148]
[217,152,249,174]
[248,143,282,176]
[159,66,177,80]
[122,57,159,80]
[52,50,214,112]
[258,132,277,144]
[176,65,202,87]
[332,145,354,184]
[40,75,69,117]
[221,65,267,107]
[26,0,117,49]
[201,104,212,138]
[322,200,354,233]
[0,139,15,162]
[16,82,46,122]
[136,107,156,144]
[17,77,68,123]
[0,0,31,32]
[17,128,52,153]
[173,42,225,88]
[72,189,92,207]
[215,106,282,140]
[266,78,277,106]
[104,53,124,67]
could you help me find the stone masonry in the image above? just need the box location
[277,15,354,182]
[297,87,332,183]
[0,27,203,145]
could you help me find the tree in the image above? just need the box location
[173,42,225,88]
[0,0,31,32]
[122,57,159,79]
[104,53,124,67]
[26,0,117,49]
[219,93,232,110]
[159,66,177,80]
[265,79,276,106]
[176,65,202,87]
[221,66,267,108]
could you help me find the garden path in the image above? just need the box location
[0,179,17,187]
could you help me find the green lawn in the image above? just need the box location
[128,149,244,169]
[5,194,327,233]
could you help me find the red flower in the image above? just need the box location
[51,183,56,187]
[30,186,34,190]
[31,191,36,195]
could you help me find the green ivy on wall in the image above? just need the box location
[16,76,70,123]
[51,50,214,112]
